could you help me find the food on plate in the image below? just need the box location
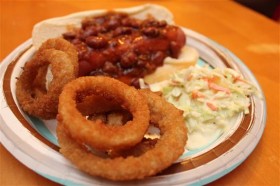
[16,38,78,119]
[12,4,263,183]
[32,4,198,87]
[147,65,262,149]
[57,88,187,180]
[57,76,150,150]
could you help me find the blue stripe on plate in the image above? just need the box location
[38,172,83,186]
[29,116,59,146]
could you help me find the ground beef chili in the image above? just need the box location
[62,11,186,87]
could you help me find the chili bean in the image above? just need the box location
[81,18,94,29]
[94,16,106,25]
[121,18,140,28]
[107,19,120,29]
[88,51,107,68]
[141,19,160,27]
[75,43,88,59]
[141,27,160,37]
[86,36,108,48]
[80,26,99,40]
[62,31,76,40]
[71,38,82,44]
[113,27,133,36]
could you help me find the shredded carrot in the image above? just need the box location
[234,75,247,83]
[187,74,193,81]
[203,76,219,83]
[207,102,218,111]
[208,82,231,94]
[192,91,205,99]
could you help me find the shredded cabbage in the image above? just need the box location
[148,65,261,150]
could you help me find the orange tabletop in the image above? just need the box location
[0,0,279,185]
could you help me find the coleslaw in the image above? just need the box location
[147,65,262,150]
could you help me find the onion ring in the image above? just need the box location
[57,89,187,180]
[57,76,150,150]
[38,38,79,73]
[16,38,78,119]
[32,65,48,96]
[108,138,158,158]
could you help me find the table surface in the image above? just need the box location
[0,0,279,185]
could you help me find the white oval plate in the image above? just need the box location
[0,28,266,186]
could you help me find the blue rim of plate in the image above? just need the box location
[0,27,266,186]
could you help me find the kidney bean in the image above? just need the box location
[79,26,99,40]
[86,36,108,48]
[107,19,120,29]
[75,43,88,59]
[88,51,107,68]
[121,18,140,28]
[113,27,133,36]
[81,18,95,29]
[141,27,160,37]
[62,31,76,40]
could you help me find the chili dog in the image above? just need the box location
[32,4,198,85]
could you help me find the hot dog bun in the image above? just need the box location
[32,4,198,83]
[32,4,174,49]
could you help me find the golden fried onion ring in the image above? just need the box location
[57,89,187,180]
[38,38,79,74]
[16,38,78,119]
[57,76,150,150]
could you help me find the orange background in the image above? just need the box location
[0,0,279,185]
